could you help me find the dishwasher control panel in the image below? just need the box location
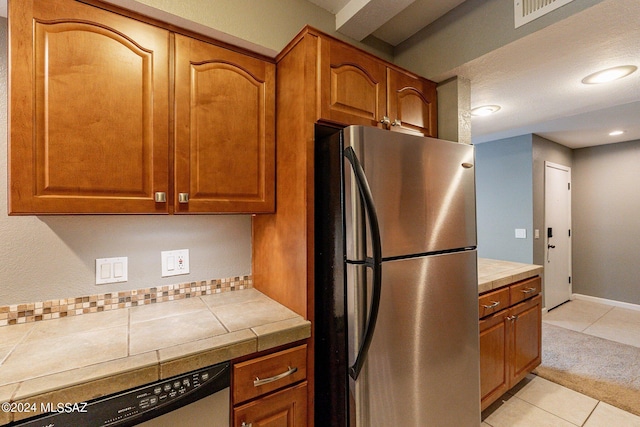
[11,362,230,427]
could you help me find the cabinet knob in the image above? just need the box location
[241,423,253,427]
[178,193,189,203]
[391,118,402,127]
[154,192,166,203]
[380,116,391,126]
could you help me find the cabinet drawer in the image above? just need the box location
[234,381,308,427]
[479,287,510,319]
[233,344,307,404]
[510,276,541,305]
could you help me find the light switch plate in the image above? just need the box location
[515,228,527,239]
[96,257,128,285]
[161,249,190,277]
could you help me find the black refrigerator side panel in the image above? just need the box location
[314,130,348,427]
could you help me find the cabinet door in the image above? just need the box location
[233,382,307,427]
[319,37,386,128]
[174,35,275,213]
[509,295,542,386]
[479,312,509,411]
[9,0,170,214]
[387,68,438,137]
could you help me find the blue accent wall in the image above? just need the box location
[475,135,533,263]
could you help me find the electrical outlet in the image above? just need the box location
[96,257,128,285]
[161,249,190,277]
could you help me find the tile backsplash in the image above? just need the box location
[0,275,252,327]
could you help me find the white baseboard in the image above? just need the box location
[572,293,640,312]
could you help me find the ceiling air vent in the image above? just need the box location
[514,0,575,28]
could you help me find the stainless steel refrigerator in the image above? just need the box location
[315,125,480,427]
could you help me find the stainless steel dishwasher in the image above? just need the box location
[10,362,230,427]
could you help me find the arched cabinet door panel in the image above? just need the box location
[317,35,437,136]
[174,34,275,213]
[9,0,170,214]
[387,68,438,137]
[319,38,387,128]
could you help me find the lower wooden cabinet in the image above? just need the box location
[233,382,308,427]
[479,277,542,411]
[232,344,308,427]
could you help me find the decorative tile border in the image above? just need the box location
[0,275,252,327]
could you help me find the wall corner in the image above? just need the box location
[436,76,471,144]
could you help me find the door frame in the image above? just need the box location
[544,161,572,310]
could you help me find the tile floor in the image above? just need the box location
[481,299,640,426]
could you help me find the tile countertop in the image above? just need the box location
[0,288,310,424]
[478,258,543,294]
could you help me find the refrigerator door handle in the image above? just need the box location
[344,146,383,381]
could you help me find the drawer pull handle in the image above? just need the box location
[482,301,500,309]
[521,287,537,294]
[253,366,298,387]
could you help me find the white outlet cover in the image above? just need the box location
[96,257,128,285]
[161,249,190,277]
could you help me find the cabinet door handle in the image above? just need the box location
[241,422,252,427]
[391,118,401,127]
[178,193,189,203]
[253,366,298,387]
[380,116,391,126]
[482,301,500,309]
[154,192,166,203]
[521,287,537,294]
[507,315,519,321]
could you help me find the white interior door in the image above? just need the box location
[544,161,572,310]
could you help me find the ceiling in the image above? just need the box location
[308,0,640,148]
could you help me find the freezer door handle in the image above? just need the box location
[344,146,383,381]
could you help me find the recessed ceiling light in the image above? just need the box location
[581,65,637,84]
[471,105,501,116]
[609,130,625,136]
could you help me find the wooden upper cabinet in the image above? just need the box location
[319,38,387,128]
[9,0,275,214]
[317,33,437,136]
[174,35,275,213]
[387,68,438,137]
[9,0,170,214]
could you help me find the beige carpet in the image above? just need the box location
[534,323,640,416]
